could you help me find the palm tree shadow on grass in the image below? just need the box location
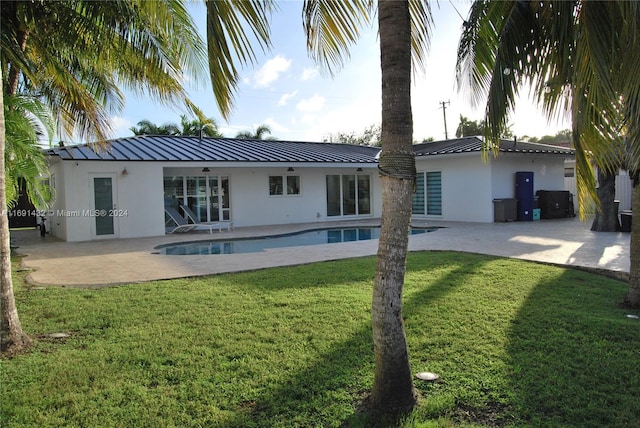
[218,254,490,427]
[506,269,640,427]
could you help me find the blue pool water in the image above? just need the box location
[156,226,437,255]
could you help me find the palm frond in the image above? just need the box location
[302,0,373,76]
[408,0,433,73]
[206,0,275,120]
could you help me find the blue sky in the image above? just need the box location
[109,1,569,143]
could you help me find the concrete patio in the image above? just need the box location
[12,216,630,287]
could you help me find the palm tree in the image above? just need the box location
[130,120,181,136]
[456,1,640,307]
[0,68,27,353]
[179,115,223,137]
[235,124,273,139]
[0,0,207,353]
[3,95,54,210]
[300,0,432,415]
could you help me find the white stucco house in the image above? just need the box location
[44,135,574,241]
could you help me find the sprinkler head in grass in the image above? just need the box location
[416,372,439,381]
[48,332,70,339]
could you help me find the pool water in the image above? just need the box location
[156,226,437,255]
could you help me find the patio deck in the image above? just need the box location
[11,216,630,287]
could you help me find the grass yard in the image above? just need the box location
[2,251,639,427]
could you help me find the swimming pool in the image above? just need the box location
[156,226,437,255]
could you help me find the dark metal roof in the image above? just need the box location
[47,135,382,163]
[413,136,575,157]
[47,135,574,164]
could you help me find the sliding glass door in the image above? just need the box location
[326,174,371,217]
[164,174,231,222]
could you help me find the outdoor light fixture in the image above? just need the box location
[121,167,128,176]
[287,167,294,172]
[202,167,210,173]
[356,168,363,172]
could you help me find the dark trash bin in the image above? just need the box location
[493,198,517,222]
[620,210,632,233]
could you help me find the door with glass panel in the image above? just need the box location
[209,176,230,221]
[91,174,118,238]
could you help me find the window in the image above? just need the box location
[326,174,371,216]
[564,167,575,178]
[269,175,300,196]
[412,171,442,216]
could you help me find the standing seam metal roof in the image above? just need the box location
[47,135,574,163]
[413,136,574,156]
[47,136,382,163]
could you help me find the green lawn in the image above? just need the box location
[2,251,639,427]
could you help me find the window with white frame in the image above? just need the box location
[269,175,300,196]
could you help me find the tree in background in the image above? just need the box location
[456,0,640,307]
[522,129,573,145]
[235,124,274,140]
[455,115,513,139]
[130,120,180,136]
[179,115,224,137]
[323,124,381,146]
[0,0,207,353]
[130,115,223,137]
[455,115,484,137]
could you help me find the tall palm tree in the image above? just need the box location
[456,1,640,307]
[300,0,432,415]
[0,0,208,353]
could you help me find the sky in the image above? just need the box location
[108,1,570,144]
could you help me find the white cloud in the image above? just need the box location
[253,55,292,88]
[263,118,289,135]
[278,90,298,106]
[110,116,133,137]
[296,94,325,112]
[301,67,319,81]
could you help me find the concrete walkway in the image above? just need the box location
[12,216,630,287]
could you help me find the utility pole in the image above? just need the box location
[439,100,450,139]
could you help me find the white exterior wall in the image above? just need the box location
[491,154,568,197]
[163,164,381,228]
[229,166,381,227]
[48,160,165,241]
[415,153,570,224]
[416,154,494,223]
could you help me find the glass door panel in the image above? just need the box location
[342,175,356,215]
[326,175,341,216]
[93,177,115,236]
[357,175,371,214]
[186,176,207,221]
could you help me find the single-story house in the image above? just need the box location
[45,135,574,241]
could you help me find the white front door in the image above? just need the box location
[90,174,118,238]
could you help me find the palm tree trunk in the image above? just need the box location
[0,73,30,354]
[591,168,621,232]
[370,0,417,415]
[625,180,640,307]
